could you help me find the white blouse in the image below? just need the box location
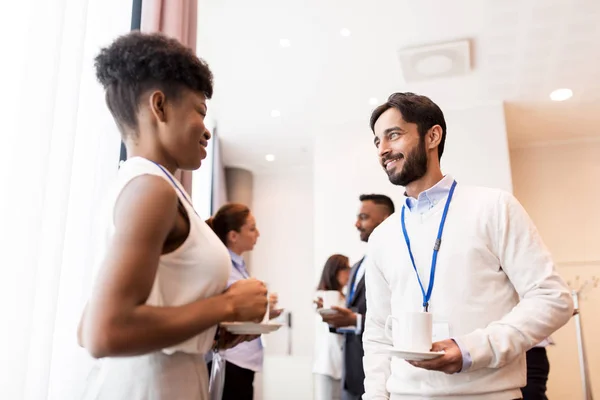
[312,291,345,379]
[93,157,231,354]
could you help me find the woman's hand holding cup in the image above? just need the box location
[225,278,268,322]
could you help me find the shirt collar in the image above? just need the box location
[228,249,245,267]
[403,174,455,213]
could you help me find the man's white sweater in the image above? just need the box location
[362,182,573,400]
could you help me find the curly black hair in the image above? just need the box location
[94,31,213,137]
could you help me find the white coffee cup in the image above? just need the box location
[384,311,432,352]
[317,290,342,309]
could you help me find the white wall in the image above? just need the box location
[510,141,600,399]
[251,168,315,400]
[313,103,513,272]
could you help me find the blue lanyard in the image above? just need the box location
[401,180,457,312]
[151,161,199,217]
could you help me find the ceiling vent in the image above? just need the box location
[397,39,471,83]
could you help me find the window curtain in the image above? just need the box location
[141,0,198,196]
[0,0,131,399]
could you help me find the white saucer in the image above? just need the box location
[317,308,338,316]
[220,322,283,335]
[379,348,445,361]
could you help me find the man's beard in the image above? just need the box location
[359,229,369,242]
[385,138,428,187]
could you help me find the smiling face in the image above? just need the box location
[373,107,428,187]
[153,89,211,170]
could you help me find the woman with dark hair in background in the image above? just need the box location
[77,32,268,400]
[206,203,281,400]
[317,255,351,292]
[313,254,351,400]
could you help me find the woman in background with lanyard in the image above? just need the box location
[206,203,282,400]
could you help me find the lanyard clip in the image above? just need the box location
[423,302,429,312]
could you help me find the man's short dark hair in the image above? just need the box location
[94,31,213,137]
[369,92,447,160]
[359,194,395,215]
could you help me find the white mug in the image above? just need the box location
[384,311,432,352]
[317,290,342,309]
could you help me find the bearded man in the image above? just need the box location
[361,92,573,400]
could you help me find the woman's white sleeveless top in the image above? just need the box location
[93,156,231,354]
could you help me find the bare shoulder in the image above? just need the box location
[94,174,180,308]
[114,174,179,231]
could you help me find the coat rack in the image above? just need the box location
[568,275,599,400]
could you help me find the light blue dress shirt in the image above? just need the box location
[218,249,264,372]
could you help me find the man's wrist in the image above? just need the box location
[354,313,363,335]
[451,337,472,372]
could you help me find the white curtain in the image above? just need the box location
[0,0,131,399]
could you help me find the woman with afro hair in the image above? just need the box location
[77,32,268,399]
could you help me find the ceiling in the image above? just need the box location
[197,0,600,172]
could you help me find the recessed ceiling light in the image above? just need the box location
[279,39,291,48]
[550,88,573,101]
[340,28,351,37]
[265,154,275,162]
[270,109,281,117]
[368,97,379,105]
